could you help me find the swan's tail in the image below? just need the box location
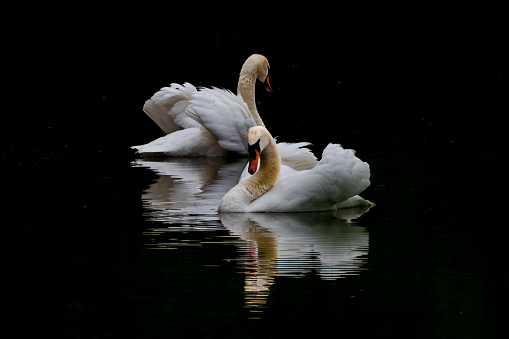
[333,195,375,209]
[131,127,226,157]
[319,144,372,204]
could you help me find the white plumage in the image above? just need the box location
[247,145,371,212]
[219,126,373,213]
[144,82,199,133]
[132,54,319,175]
[132,126,226,156]
[132,54,270,156]
[186,87,256,155]
[238,141,318,183]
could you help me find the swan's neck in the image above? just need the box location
[243,142,280,202]
[238,72,265,127]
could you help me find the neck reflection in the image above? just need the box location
[220,209,371,317]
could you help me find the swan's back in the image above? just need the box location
[247,144,371,212]
[276,142,318,171]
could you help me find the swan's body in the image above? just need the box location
[134,83,251,156]
[219,127,373,213]
[132,54,270,156]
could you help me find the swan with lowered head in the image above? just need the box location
[132,54,271,156]
[219,126,373,213]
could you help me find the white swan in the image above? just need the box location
[219,126,373,212]
[132,54,270,156]
[131,54,318,171]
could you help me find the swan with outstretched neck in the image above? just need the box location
[219,126,374,213]
[132,54,272,156]
[236,54,270,127]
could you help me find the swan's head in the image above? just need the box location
[247,126,272,175]
[242,54,272,93]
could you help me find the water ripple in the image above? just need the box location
[133,157,372,317]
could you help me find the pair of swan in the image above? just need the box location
[133,54,373,212]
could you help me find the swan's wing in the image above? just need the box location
[237,142,317,183]
[276,142,318,171]
[186,87,256,155]
[131,127,226,157]
[247,144,371,212]
[143,82,199,134]
[143,99,182,134]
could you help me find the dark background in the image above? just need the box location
[3,4,507,337]
[2,1,506,249]
[3,4,506,150]
[3,4,506,212]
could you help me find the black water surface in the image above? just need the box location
[4,5,507,339]
[6,126,507,338]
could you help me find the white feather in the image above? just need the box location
[238,142,318,182]
[135,83,255,157]
[143,82,198,134]
[246,144,372,212]
[219,127,374,213]
[276,142,318,170]
[134,55,323,162]
[187,87,256,155]
[132,127,226,157]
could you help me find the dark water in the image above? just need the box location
[5,130,507,338]
[4,7,507,338]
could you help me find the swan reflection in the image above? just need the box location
[219,209,371,314]
[133,158,372,316]
[132,157,246,222]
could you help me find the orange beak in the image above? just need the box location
[248,149,260,175]
[264,75,272,93]
[248,140,261,175]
